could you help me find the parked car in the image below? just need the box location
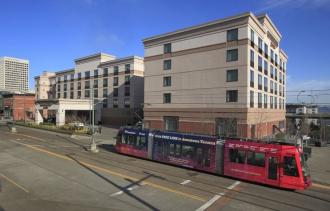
[68,121,84,129]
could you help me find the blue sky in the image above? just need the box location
[0,0,329,103]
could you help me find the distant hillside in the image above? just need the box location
[319,106,330,113]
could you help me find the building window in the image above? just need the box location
[70,74,74,81]
[163,93,171,103]
[94,69,98,77]
[77,91,81,99]
[77,82,81,90]
[125,87,130,96]
[103,88,108,97]
[64,75,67,82]
[124,98,130,108]
[163,76,171,87]
[270,81,274,93]
[271,50,274,63]
[258,93,262,108]
[70,83,74,90]
[113,88,118,97]
[250,90,254,108]
[164,116,178,132]
[103,99,107,108]
[250,70,254,87]
[78,73,81,80]
[93,79,98,88]
[216,118,237,137]
[275,54,278,66]
[70,92,74,99]
[113,98,118,108]
[274,82,278,95]
[279,72,283,83]
[85,71,90,79]
[250,29,255,46]
[114,66,119,75]
[258,74,262,90]
[164,43,172,54]
[264,77,268,92]
[250,50,254,67]
[227,28,238,41]
[103,78,108,87]
[226,49,238,62]
[226,90,238,102]
[163,60,171,70]
[258,37,263,53]
[103,68,108,76]
[226,69,238,82]
[57,84,61,92]
[113,77,118,86]
[275,68,278,81]
[264,94,268,108]
[258,56,262,72]
[85,90,90,98]
[57,93,60,98]
[264,60,268,75]
[64,84,67,91]
[270,96,273,109]
[264,43,269,58]
[85,81,90,89]
[125,64,130,74]
[270,66,274,78]
[274,97,278,109]
[125,75,130,85]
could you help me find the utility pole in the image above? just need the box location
[90,90,98,153]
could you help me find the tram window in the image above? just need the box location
[229,149,245,164]
[135,136,147,150]
[169,143,175,156]
[182,145,194,159]
[283,156,299,177]
[175,144,181,157]
[128,135,136,145]
[196,148,203,165]
[205,148,211,167]
[247,151,265,167]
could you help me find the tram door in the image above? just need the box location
[195,147,211,169]
[266,156,280,185]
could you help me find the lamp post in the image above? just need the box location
[90,91,106,153]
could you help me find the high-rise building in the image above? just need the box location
[0,57,29,92]
[143,12,287,138]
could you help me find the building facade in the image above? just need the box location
[2,93,35,121]
[35,53,144,126]
[143,12,287,138]
[0,57,29,92]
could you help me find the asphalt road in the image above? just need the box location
[0,124,329,211]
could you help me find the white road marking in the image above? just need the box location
[110,185,140,197]
[196,181,241,211]
[180,180,191,185]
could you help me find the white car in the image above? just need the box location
[69,121,84,128]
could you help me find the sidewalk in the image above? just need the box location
[308,146,330,185]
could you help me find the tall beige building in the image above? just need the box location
[35,53,144,125]
[143,12,287,138]
[0,57,29,92]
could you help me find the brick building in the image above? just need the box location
[3,93,35,121]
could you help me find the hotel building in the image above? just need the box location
[35,53,144,126]
[143,12,287,138]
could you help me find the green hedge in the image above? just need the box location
[15,122,89,135]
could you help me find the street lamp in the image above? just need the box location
[90,91,106,153]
